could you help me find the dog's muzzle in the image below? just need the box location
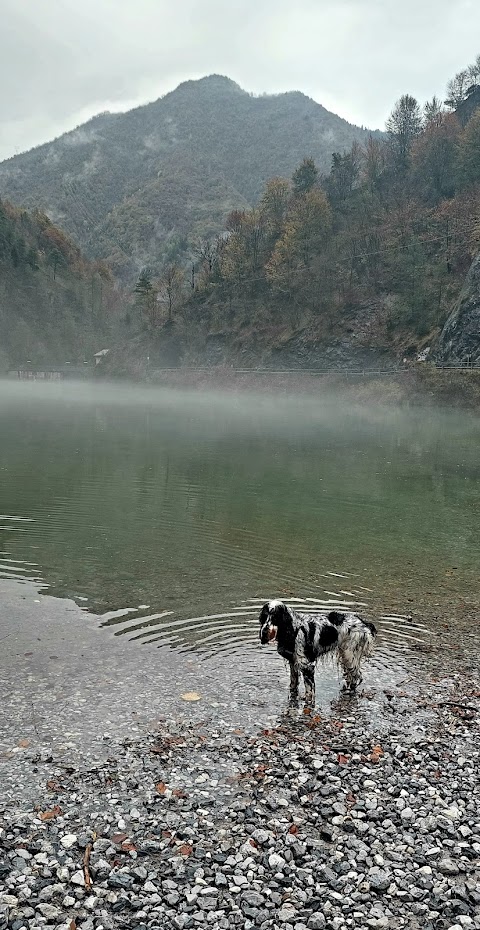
[260,623,277,645]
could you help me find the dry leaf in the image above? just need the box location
[337,753,349,765]
[172,788,187,799]
[39,805,62,821]
[69,921,77,930]
[121,842,137,852]
[178,844,193,856]
[288,824,299,835]
[156,781,167,794]
[111,832,128,844]
[46,779,62,792]
[181,691,201,702]
[18,739,30,748]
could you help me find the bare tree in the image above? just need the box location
[158,263,184,322]
[445,69,469,109]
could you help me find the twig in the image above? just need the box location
[437,701,477,711]
[83,842,93,889]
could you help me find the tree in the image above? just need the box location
[364,135,388,193]
[457,109,480,187]
[324,144,362,206]
[134,267,157,328]
[467,53,480,87]
[158,263,184,323]
[292,158,318,195]
[386,95,422,165]
[266,189,331,294]
[47,247,66,280]
[445,69,469,109]
[423,96,444,128]
[196,238,217,275]
[412,114,459,201]
[260,177,291,233]
[225,210,245,233]
[220,209,268,290]
[27,247,39,271]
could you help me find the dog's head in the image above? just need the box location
[259,599,290,645]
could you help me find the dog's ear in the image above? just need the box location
[272,602,289,628]
[259,603,269,626]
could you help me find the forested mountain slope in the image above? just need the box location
[0,76,378,280]
[123,59,480,372]
[0,200,123,370]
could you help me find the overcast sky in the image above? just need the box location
[1,0,479,161]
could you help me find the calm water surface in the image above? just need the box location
[1,380,479,710]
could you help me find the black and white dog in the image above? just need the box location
[259,599,376,705]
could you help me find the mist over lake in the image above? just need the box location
[1,380,479,703]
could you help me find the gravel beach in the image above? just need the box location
[1,675,479,930]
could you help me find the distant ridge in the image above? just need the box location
[0,75,380,280]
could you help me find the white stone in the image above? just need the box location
[15,848,32,860]
[60,834,78,849]
[37,903,60,919]
[268,853,285,869]
[1,895,18,907]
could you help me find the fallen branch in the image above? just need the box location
[83,842,93,889]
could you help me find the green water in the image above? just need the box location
[1,380,479,664]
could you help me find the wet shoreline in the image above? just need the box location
[1,677,479,930]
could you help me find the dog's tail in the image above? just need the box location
[330,613,376,690]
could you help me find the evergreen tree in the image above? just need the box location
[292,158,318,195]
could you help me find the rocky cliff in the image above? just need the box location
[436,253,480,365]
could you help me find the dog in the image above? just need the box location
[259,599,376,705]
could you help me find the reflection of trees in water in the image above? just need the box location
[0,398,479,619]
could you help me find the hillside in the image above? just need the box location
[106,57,480,377]
[0,76,379,280]
[0,200,123,370]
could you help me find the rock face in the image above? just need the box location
[436,254,480,365]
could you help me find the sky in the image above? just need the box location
[1,0,479,161]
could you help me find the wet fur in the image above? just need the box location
[259,600,376,706]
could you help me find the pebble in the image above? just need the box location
[0,685,478,930]
[60,834,78,849]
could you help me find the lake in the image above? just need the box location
[1,379,479,738]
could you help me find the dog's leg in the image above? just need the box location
[338,642,363,692]
[302,665,315,706]
[289,662,299,703]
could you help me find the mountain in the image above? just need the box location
[0,199,123,370]
[0,75,379,281]
[101,78,480,379]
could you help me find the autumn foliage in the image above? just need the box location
[188,61,480,349]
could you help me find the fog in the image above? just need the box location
[1,377,479,458]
